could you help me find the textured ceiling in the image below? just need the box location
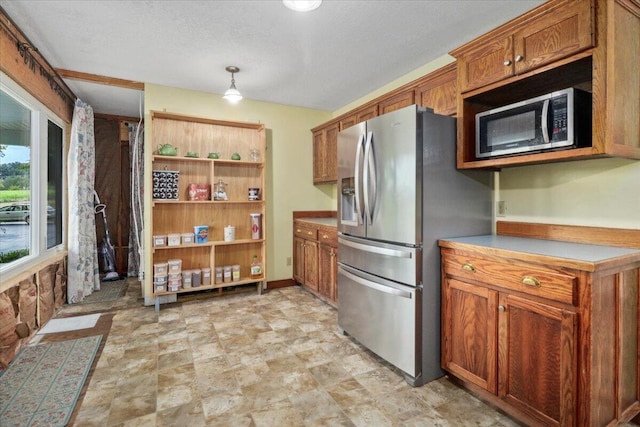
[0,0,544,118]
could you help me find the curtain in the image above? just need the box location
[127,122,144,278]
[67,98,99,303]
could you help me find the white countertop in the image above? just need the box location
[297,218,337,227]
[440,235,640,263]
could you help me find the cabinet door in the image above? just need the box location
[514,0,593,75]
[416,66,457,116]
[457,36,514,92]
[313,123,339,184]
[304,240,319,291]
[378,89,415,115]
[442,277,498,393]
[340,115,357,131]
[341,105,378,131]
[312,130,326,183]
[293,236,306,284]
[356,104,378,123]
[318,244,337,303]
[498,293,577,426]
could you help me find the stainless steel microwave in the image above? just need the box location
[475,88,591,159]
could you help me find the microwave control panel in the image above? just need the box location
[550,96,568,142]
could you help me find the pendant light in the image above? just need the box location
[223,66,243,103]
[282,0,322,12]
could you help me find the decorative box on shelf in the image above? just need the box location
[188,183,211,201]
[152,170,179,200]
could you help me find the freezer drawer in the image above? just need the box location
[339,234,421,287]
[338,264,421,378]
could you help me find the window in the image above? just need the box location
[0,73,65,275]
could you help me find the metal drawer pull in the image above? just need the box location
[498,305,505,312]
[515,55,523,62]
[521,276,541,288]
[461,262,476,272]
[503,59,511,66]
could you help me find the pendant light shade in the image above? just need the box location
[223,66,243,103]
[283,0,322,12]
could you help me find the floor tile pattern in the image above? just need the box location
[54,285,638,426]
[63,286,521,426]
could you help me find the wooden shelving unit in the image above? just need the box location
[150,111,266,309]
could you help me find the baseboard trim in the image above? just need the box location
[267,279,296,289]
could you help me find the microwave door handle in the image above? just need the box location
[363,131,374,225]
[354,133,365,224]
[541,99,550,143]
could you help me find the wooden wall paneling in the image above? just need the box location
[94,116,132,275]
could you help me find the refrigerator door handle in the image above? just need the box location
[367,131,377,224]
[354,133,365,224]
[339,236,413,259]
[339,266,412,299]
[363,131,374,225]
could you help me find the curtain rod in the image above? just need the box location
[0,6,76,105]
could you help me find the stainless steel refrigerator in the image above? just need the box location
[337,104,492,386]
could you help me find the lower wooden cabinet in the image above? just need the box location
[498,293,576,426]
[293,236,318,292]
[293,219,337,306]
[318,243,338,303]
[440,236,640,427]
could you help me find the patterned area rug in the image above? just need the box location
[80,279,127,304]
[0,335,102,427]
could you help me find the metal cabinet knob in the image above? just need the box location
[503,59,512,66]
[515,55,523,62]
[498,305,506,312]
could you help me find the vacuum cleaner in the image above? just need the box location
[94,191,122,282]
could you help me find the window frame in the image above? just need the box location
[0,72,67,282]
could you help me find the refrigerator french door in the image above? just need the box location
[337,109,422,245]
[337,105,426,385]
[337,105,493,387]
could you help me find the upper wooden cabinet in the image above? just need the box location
[378,89,415,115]
[312,122,339,184]
[453,0,594,93]
[452,0,640,169]
[415,63,457,117]
[310,64,457,184]
[340,104,378,131]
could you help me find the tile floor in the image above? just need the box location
[44,282,636,427]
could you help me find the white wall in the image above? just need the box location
[497,158,640,229]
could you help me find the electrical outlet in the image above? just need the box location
[286,257,292,266]
[497,201,507,217]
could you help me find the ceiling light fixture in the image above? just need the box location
[282,0,322,12]
[223,66,243,103]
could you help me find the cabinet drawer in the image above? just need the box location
[295,224,317,240]
[318,228,337,247]
[443,252,576,305]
